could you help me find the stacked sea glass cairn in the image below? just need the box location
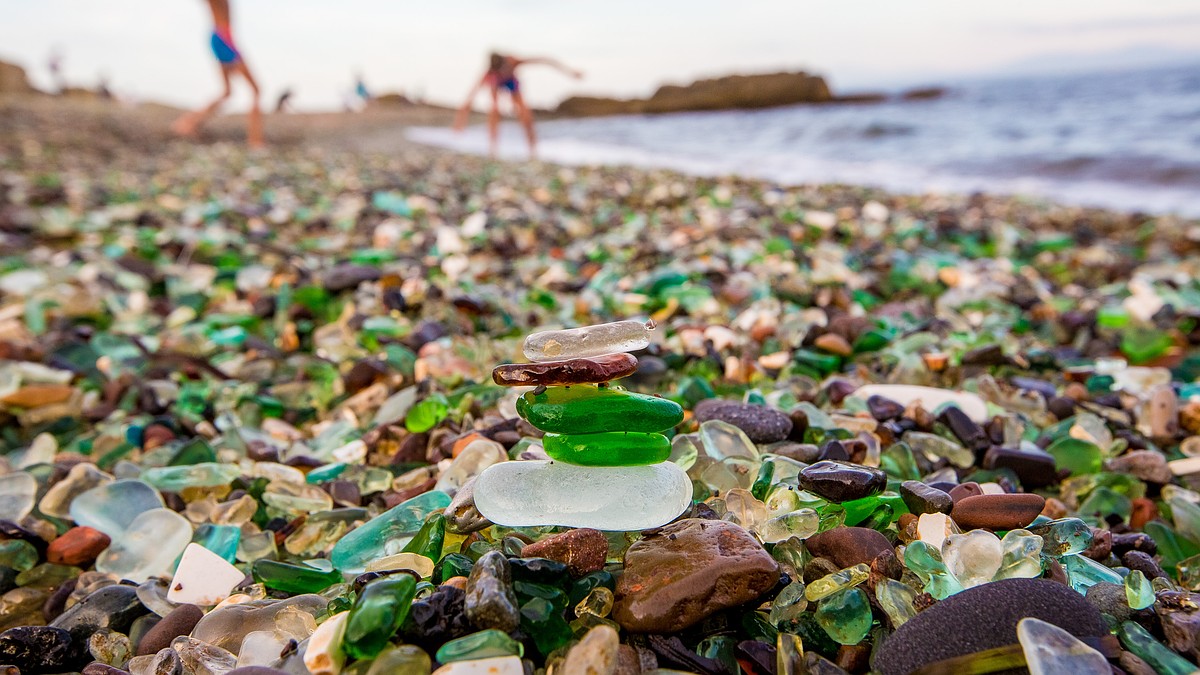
[474,320,693,531]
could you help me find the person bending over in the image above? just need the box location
[454,52,581,159]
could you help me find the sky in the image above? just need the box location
[1,0,1199,111]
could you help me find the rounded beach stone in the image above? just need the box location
[136,604,203,656]
[692,399,793,443]
[797,460,887,503]
[49,584,147,644]
[852,384,989,423]
[873,578,1108,675]
[804,527,895,570]
[899,481,953,515]
[950,493,1046,531]
[614,519,779,633]
[46,526,110,567]
[520,529,608,577]
[0,625,75,673]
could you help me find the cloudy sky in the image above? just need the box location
[2,0,1198,111]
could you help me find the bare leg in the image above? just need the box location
[511,90,536,160]
[487,87,500,159]
[234,59,264,148]
[172,65,233,138]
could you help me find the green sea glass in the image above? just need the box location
[1118,621,1198,675]
[541,432,670,466]
[1061,553,1123,594]
[252,559,343,594]
[813,588,872,645]
[343,574,418,660]
[904,540,964,599]
[805,563,870,602]
[875,578,918,627]
[0,540,38,572]
[515,385,684,434]
[1028,518,1093,557]
[1125,570,1155,610]
[330,490,451,575]
[435,629,524,663]
[400,513,446,563]
[140,463,241,491]
[1044,437,1102,476]
[192,523,241,563]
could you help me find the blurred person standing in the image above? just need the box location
[171,0,263,147]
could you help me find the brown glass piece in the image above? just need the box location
[491,352,638,386]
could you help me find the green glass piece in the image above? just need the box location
[842,492,905,526]
[1145,521,1200,572]
[751,461,775,501]
[366,645,430,675]
[192,524,241,563]
[16,563,80,588]
[858,503,895,532]
[167,438,217,466]
[140,463,241,491]
[1168,494,1200,545]
[405,394,448,433]
[515,385,685,434]
[1121,328,1173,364]
[768,581,809,632]
[343,574,418,660]
[698,636,739,675]
[880,442,921,481]
[436,553,473,584]
[995,529,1044,581]
[816,504,846,533]
[813,588,872,645]
[400,513,446,562]
[0,540,38,572]
[1044,437,1102,476]
[1096,306,1130,329]
[1077,487,1131,526]
[904,540,964,599]
[759,509,820,544]
[306,463,348,485]
[1175,553,1200,591]
[875,578,918,627]
[541,432,670,466]
[805,563,870,602]
[1061,553,1123,594]
[1125,570,1155,610]
[1119,621,1199,675]
[435,629,524,664]
[1028,518,1094,557]
[793,349,841,376]
[330,490,451,576]
[568,571,615,607]
[252,559,343,594]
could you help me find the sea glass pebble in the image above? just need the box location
[95,508,192,583]
[851,384,989,422]
[473,460,691,531]
[0,472,37,522]
[541,432,670,466]
[330,490,451,576]
[69,480,166,538]
[516,385,684,434]
[167,543,245,606]
[492,353,638,387]
[1017,617,1110,675]
[523,320,653,362]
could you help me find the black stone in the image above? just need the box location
[400,585,473,653]
[873,578,1108,675]
[1112,533,1157,557]
[735,640,776,675]
[960,344,1007,366]
[798,461,887,503]
[42,577,77,623]
[818,440,849,462]
[1122,551,1167,581]
[899,481,953,515]
[322,264,380,293]
[0,626,76,673]
[939,407,990,458]
[0,567,17,596]
[866,395,905,421]
[1047,396,1077,420]
[693,399,793,443]
[787,409,809,442]
[509,557,570,585]
[1010,377,1056,399]
[983,446,1059,489]
[49,584,148,645]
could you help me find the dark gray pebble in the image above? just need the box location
[0,626,75,673]
[49,584,147,644]
[899,480,953,515]
[798,460,886,503]
[693,399,793,443]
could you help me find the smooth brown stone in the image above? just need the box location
[491,353,638,387]
[46,526,110,567]
[805,527,895,570]
[136,603,203,656]
[0,384,74,408]
[947,482,983,504]
[614,519,779,633]
[814,333,853,357]
[950,493,1046,531]
[520,528,608,577]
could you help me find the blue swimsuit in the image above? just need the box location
[210,29,240,65]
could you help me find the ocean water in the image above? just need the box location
[409,64,1200,217]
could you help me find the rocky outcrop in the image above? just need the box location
[556,71,832,117]
[0,60,36,95]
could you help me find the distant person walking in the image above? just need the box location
[171,0,263,147]
[275,88,294,113]
[454,52,582,159]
